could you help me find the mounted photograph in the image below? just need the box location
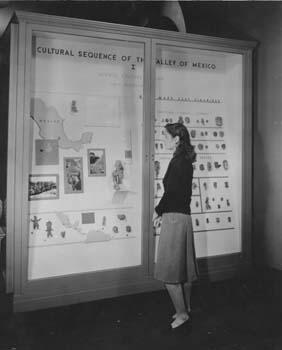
[87,149,106,176]
[64,157,84,193]
[29,174,59,200]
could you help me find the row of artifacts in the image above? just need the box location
[155,139,226,154]
[155,177,232,213]
[29,210,135,246]
[29,144,128,200]
[192,211,234,232]
[154,194,231,215]
[154,154,230,179]
[153,211,234,235]
[155,114,223,128]
[155,177,231,197]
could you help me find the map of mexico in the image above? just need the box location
[31,98,93,152]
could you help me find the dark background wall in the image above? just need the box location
[1,1,282,271]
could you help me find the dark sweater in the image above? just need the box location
[155,153,193,216]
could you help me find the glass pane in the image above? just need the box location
[154,45,243,259]
[28,32,144,279]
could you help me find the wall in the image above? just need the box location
[181,2,282,270]
[1,1,282,270]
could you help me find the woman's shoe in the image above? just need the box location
[172,317,192,334]
[171,314,189,329]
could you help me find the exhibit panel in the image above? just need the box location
[28,32,145,279]
[2,11,255,311]
[153,43,245,262]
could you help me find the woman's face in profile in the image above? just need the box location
[163,128,177,150]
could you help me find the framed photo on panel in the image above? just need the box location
[29,174,59,200]
[87,148,106,177]
[63,157,84,193]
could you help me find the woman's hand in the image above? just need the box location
[152,211,162,228]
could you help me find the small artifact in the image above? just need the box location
[112,160,124,190]
[71,100,78,113]
[117,214,126,221]
[46,221,53,238]
[30,215,41,230]
[156,183,162,193]
[223,160,229,170]
[190,130,196,138]
[178,116,184,124]
[154,161,160,178]
[207,162,212,171]
[205,197,211,210]
[102,216,107,226]
[215,116,223,126]
[126,225,132,233]
[113,226,119,233]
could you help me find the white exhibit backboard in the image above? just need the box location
[28,33,144,279]
[154,45,243,258]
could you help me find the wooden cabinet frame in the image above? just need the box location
[2,11,256,311]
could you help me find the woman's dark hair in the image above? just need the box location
[165,123,196,163]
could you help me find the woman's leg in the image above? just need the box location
[183,282,192,313]
[172,283,192,319]
[165,283,189,328]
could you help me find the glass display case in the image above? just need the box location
[153,44,244,261]
[28,32,145,280]
[1,11,255,311]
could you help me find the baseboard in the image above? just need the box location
[13,278,163,312]
[13,253,245,312]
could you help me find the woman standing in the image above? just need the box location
[153,123,199,329]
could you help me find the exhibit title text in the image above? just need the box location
[36,47,218,70]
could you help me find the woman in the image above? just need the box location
[153,122,199,329]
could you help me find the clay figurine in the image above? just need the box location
[30,216,41,230]
[46,221,53,238]
[112,160,124,190]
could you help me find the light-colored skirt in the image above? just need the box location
[154,212,199,284]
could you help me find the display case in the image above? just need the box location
[1,11,256,311]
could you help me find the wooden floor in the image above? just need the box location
[1,269,282,350]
